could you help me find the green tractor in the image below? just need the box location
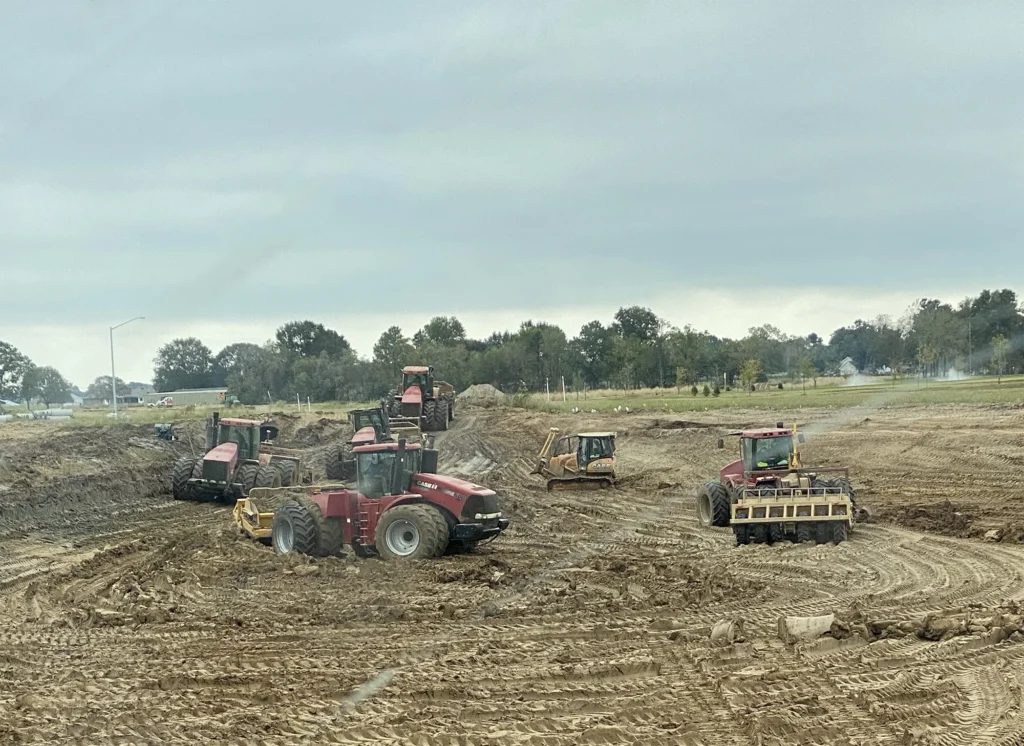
[171,412,308,503]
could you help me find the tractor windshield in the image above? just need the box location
[220,424,255,460]
[746,435,794,471]
[403,373,427,391]
[353,410,386,437]
[356,449,422,498]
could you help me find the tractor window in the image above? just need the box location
[403,373,427,390]
[585,437,614,462]
[221,425,255,460]
[751,436,793,470]
[358,451,394,498]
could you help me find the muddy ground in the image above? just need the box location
[0,402,1023,744]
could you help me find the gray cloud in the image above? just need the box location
[1,0,1021,329]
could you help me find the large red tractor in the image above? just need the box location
[383,365,456,435]
[171,412,308,503]
[234,438,509,559]
[697,423,860,545]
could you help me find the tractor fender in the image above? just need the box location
[382,496,459,533]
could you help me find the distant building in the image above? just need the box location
[839,357,859,376]
[128,383,155,398]
[141,388,229,407]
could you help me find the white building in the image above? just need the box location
[839,357,858,376]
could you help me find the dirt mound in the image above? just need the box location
[292,417,349,446]
[458,384,508,407]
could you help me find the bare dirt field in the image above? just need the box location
[1,401,1023,744]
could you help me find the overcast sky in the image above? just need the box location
[2,1,1021,386]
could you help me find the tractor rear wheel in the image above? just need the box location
[235,463,259,497]
[697,481,731,528]
[422,400,438,431]
[171,457,197,500]
[271,502,319,556]
[276,460,296,487]
[375,504,449,560]
[831,522,849,545]
[433,400,450,431]
[255,465,282,489]
[325,446,350,481]
[796,523,815,543]
[734,524,750,545]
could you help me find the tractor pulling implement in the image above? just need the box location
[697,423,864,546]
[171,412,310,503]
[235,438,509,560]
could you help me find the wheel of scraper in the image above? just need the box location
[734,524,750,546]
[831,522,849,545]
[751,524,769,544]
[768,523,785,544]
[796,522,815,544]
[815,522,831,545]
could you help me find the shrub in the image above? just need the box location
[713,385,721,397]
[702,384,711,397]
[690,385,698,397]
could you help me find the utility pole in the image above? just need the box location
[968,319,972,375]
[110,317,144,418]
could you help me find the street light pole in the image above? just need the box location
[110,317,144,418]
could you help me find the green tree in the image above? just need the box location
[991,334,1010,383]
[276,321,350,359]
[154,337,214,392]
[211,342,262,387]
[675,366,689,393]
[702,384,711,397]
[573,321,614,387]
[373,326,414,377]
[413,316,466,347]
[22,366,71,407]
[86,375,127,402]
[0,341,32,400]
[798,356,816,392]
[740,359,763,393]
[917,344,938,381]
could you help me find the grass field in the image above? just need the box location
[526,374,1024,413]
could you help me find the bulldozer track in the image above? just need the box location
[2,404,1024,743]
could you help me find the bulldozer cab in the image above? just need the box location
[580,433,615,465]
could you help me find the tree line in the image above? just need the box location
[1,289,1020,408]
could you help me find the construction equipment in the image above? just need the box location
[234,438,509,559]
[324,406,394,482]
[382,365,456,435]
[532,428,616,490]
[696,422,862,545]
[171,412,310,503]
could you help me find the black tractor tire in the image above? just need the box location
[276,460,296,487]
[433,400,450,431]
[171,457,197,501]
[271,502,320,556]
[421,400,438,432]
[324,446,350,481]
[751,524,769,544]
[375,504,450,560]
[289,496,344,557]
[255,465,282,490]
[815,522,831,545]
[734,524,750,546]
[696,481,731,528]
[831,521,849,545]
[768,523,785,544]
[447,397,455,422]
[796,523,815,544]
[235,463,260,497]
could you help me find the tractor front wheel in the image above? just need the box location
[171,457,197,500]
[433,400,450,431]
[272,502,319,555]
[422,400,438,432]
[697,481,731,528]
[375,504,450,560]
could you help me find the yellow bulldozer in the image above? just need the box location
[532,428,616,490]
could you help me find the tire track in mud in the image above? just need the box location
[3,406,1024,743]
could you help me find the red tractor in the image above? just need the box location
[171,412,308,503]
[234,438,509,559]
[324,407,393,482]
[383,365,456,434]
[697,422,860,544]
